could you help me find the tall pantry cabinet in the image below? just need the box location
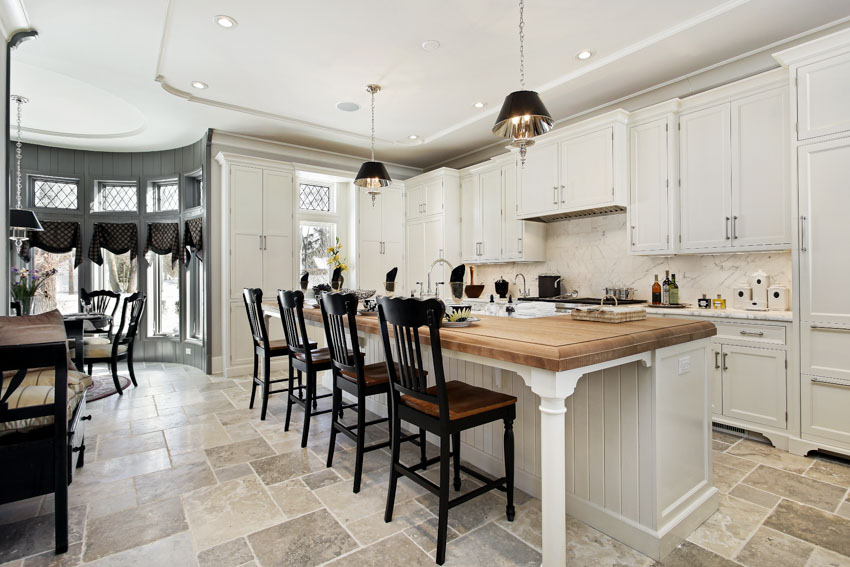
[775,29,850,453]
[216,153,295,375]
[357,187,405,293]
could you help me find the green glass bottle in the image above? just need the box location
[670,273,679,305]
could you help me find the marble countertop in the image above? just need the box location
[645,306,793,322]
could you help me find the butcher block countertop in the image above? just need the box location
[263,302,717,372]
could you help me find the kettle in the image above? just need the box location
[495,276,509,299]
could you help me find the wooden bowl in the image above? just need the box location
[464,284,485,298]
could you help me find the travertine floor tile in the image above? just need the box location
[728,440,814,474]
[134,460,216,504]
[163,422,231,455]
[128,411,189,435]
[565,515,650,567]
[713,450,759,473]
[404,516,461,553]
[687,494,767,558]
[83,498,186,562]
[805,458,850,488]
[346,499,433,546]
[735,526,813,567]
[743,465,846,511]
[95,430,165,461]
[197,537,254,567]
[764,499,850,557]
[655,541,739,566]
[250,449,324,485]
[729,484,781,510]
[214,463,255,483]
[205,437,275,469]
[713,462,749,493]
[84,531,195,566]
[326,533,433,567]
[247,509,357,567]
[266,479,323,518]
[442,523,541,566]
[0,506,85,564]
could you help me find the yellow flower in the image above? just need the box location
[339,264,348,271]
[326,246,335,254]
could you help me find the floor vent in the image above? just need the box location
[713,422,747,436]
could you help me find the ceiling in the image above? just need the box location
[10,0,850,169]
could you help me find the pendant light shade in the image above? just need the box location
[492,89,554,139]
[355,84,391,205]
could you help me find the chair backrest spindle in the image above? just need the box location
[319,292,363,382]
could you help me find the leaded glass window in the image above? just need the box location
[93,182,138,212]
[299,183,331,212]
[147,181,179,212]
[32,177,78,209]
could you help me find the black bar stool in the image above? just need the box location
[242,288,294,420]
[377,296,517,566]
[319,291,426,493]
[278,289,345,448]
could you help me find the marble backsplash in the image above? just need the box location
[468,213,793,306]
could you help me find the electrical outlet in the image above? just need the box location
[678,356,691,375]
[185,348,191,355]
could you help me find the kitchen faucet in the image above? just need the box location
[514,273,529,297]
[427,258,454,296]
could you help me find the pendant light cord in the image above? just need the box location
[13,96,24,209]
[518,0,525,89]
[370,87,376,162]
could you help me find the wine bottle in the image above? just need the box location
[662,270,671,306]
[670,273,679,305]
[652,274,661,305]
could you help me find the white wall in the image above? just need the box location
[470,213,792,305]
[0,41,7,314]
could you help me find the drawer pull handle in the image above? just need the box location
[81,415,92,421]
[739,330,764,336]
[810,324,850,332]
[811,377,850,389]
[722,352,729,371]
[714,351,720,370]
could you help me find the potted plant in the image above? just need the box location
[326,237,348,291]
[10,267,58,315]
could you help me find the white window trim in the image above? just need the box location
[296,178,336,218]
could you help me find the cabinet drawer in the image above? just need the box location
[802,373,850,446]
[713,322,786,345]
[802,323,850,381]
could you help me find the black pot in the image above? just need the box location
[538,274,561,298]
[495,276,509,299]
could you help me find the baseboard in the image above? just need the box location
[224,358,290,378]
[212,356,223,374]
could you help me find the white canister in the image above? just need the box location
[746,299,768,311]
[749,270,770,303]
[733,285,752,310]
[768,285,790,311]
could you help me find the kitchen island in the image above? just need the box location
[264,302,717,566]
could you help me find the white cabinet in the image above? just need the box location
[796,52,850,140]
[679,85,790,253]
[710,344,723,415]
[802,374,850,446]
[358,188,404,293]
[720,344,787,429]
[406,176,447,220]
[517,110,628,221]
[406,217,447,295]
[628,113,673,253]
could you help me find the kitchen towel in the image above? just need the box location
[386,267,398,283]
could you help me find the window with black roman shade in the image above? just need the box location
[88,222,138,265]
[144,222,180,268]
[18,220,83,267]
[182,217,203,266]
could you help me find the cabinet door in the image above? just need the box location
[229,165,263,299]
[405,222,425,294]
[731,88,791,248]
[799,138,850,325]
[710,344,722,415]
[382,240,404,291]
[359,187,383,243]
[479,169,502,260]
[229,301,254,367]
[561,128,614,209]
[358,240,384,293]
[460,175,480,261]
[801,324,850,382]
[382,189,404,244]
[423,217,446,292]
[680,104,732,251]
[721,345,786,429]
[262,235,293,293]
[424,179,444,216]
[797,52,850,140]
[261,170,294,291]
[518,143,559,216]
[406,185,424,218]
[629,118,670,252]
[802,373,850,445]
[502,163,522,259]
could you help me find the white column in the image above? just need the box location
[538,395,567,567]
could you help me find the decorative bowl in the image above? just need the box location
[464,284,485,299]
[342,288,376,301]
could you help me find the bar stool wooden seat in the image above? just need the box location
[319,292,426,493]
[378,296,517,565]
[279,290,354,448]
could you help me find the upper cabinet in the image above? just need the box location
[358,187,404,293]
[679,78,791,253]
[796,52,850,141]
[517,110,629,221]
[460,158,545,264]
[406,175,447,219]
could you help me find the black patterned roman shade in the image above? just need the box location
[88,222,138,265]
[182,217,203,266]
[18,220,83,267]
[144,222,180,268]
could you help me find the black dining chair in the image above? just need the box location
[278,289,351,448]
[377,296,517,565]
[78,288,120,336]
[75,292,146,394]
[242,288,296,421]
[10,301,21,316]
[320,291,426,493]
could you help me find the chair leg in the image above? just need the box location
[54,469,68,554]
[504,418,515,522]
[284,358,295,431]
[384,413,401,523]
[300,370,313,448]
[327,376,340,468]
[127,345,138,387]
[249,353,258,409]
[86,363,92,376]
[419,428,427,470]
[353,394,366,494]
[452,432,462,491]
[436,434,451,565]
[260,353,271,421]
[111,359,123,396]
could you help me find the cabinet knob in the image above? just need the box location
[81,415,93,421]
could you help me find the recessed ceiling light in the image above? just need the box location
[215,15,237,28]
[408,135,419,140]
[576,50,593,60]
[191,81,208,89]
[336,101,360,112]
[421,40,441,52]
[473,101,486,108]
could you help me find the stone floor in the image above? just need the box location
[1,363,850,566]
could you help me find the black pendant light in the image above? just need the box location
[9,94,42,253]
[354,84,391,206]
[492,0,554,166]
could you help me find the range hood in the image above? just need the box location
[523,205,626,223]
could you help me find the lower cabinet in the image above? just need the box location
[718,344,787,429]
[802,374,850,446]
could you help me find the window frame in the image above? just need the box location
[146,177,180,213]
[90,177,140,214]
[297,180,335,215]
[28,173,82,212]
